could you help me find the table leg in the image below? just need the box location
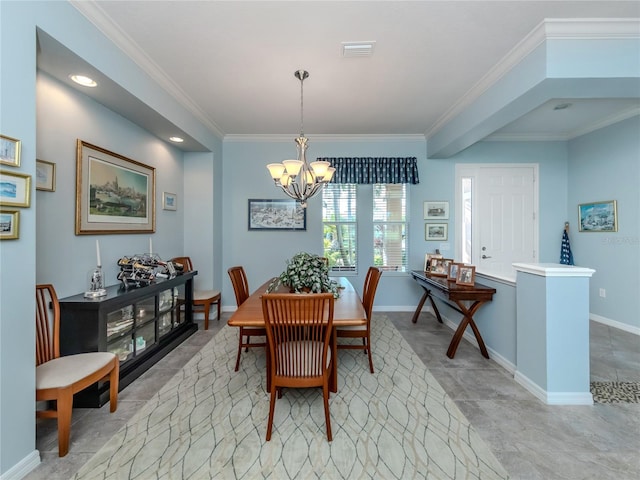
[446,301,490,359]
[329,327,337,393]
[411,288,444,324]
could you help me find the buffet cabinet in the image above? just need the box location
[59,271,197,407]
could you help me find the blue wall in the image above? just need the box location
[568,116,640,330]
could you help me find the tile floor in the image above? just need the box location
[26,313,640,480]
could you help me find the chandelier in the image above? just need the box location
[266,70,334,208]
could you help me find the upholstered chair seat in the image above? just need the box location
[36,353,116,390]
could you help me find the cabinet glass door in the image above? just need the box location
[135,296,156,327]
[135,321,156,355]
[106,305,134,340]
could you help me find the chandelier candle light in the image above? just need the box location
[266,70,334,208]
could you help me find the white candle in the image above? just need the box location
[96,239,102,267]
[149,237,153,254]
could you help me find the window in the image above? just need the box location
[373,184,407,272]
[322,184,357,272]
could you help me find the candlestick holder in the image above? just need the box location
[84,265,107,298]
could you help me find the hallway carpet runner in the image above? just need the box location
[72,315,508,479]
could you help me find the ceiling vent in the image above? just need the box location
[341,41,376,58]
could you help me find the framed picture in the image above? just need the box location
[425,223,448,241]
[424,201,449,220]
[248,199,306,231]
[36,159,56,192]
[0,134,21,167]
[429,257,452,276]
[424,253,443,271]
[448,262,462,281]
[162,192,177,211]
[578,200,617,232]
[0,209,19,240]
[75,140,155,235]
[456,265,476,286]
[0,170,31,207]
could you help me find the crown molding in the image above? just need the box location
[426,18,640,139]
[223,134,426,143]
[69,0,225,139]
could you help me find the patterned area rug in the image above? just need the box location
[72,315,508,479]
[590,382,640,404]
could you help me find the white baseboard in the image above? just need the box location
[0,450,40,480]
[514,371,593,405]
[590,313,640,336]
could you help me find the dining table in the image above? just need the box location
[227,276,366,392]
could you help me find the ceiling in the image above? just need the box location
[37,1,640,152]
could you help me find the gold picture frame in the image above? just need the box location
[75,140,155,235]
[0,209,19,240]
[0,134,21,167]
[36,159,56,192]
[0,170,31,207]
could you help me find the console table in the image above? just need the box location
[410,270,496,359]
[58,271,198,407]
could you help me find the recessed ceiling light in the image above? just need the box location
[69,74,97,87]
[553,102,572,111]
[169,136,184,143]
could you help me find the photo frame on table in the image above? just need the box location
[248,199,306,230]
[429,257,452,277]
[0,170,31,207]
[448,262,462,281]
[0,134,21,167]
[424,253,443,271]
[36,159,56,192]
[424,201,449,220]
[162,192,177,211]
[578,200,617,232]
[0,209,19,240]
[425,223,448,241]
[456,265,476,286]
[75,140,155,235]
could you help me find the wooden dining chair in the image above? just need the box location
[171,256,221,330]
[228,266,266,371]
[336,266,382,373]
[261,293,335,441]
[36,284,119,457]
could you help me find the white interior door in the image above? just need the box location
[456,164,538,280]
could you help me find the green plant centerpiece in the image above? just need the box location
[268,252,340,298]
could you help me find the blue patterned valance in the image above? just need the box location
[317,157,419,184]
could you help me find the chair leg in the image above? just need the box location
[216,298,221,321]
[203,302,210,330]
[109,360,119,412]
[266,385,277,441]
[323,382,332,442]
[234,329,243,372]
[56,387,74,457]
[366,335,374,374]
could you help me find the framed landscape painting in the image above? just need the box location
[425,223,448,241]
[248,199,306,231]
[75,140,155,234]
[0,134,21,167]
[0,210,19,240]
[0,170,31,207]
[578,200,617,232]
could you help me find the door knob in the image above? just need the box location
[482,255,492,259]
